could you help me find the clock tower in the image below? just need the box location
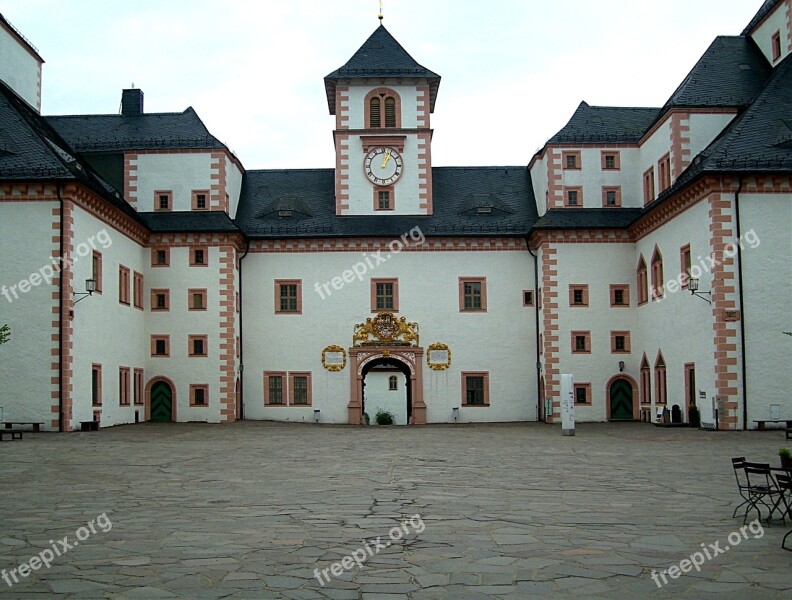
[324,24,440,216]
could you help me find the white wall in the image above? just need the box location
[226,157,244,218]
[133,153,214,211]
[688,113,736,162]
[739,191,792,425]
[70,207,147,428]
[750,5,789,65]
[0,21,41,110]
[639,120,672,202]
[242,247,537,424]
[0,201,59,429]
[529,154,547,216]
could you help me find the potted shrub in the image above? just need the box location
[780,448,792,470]
[375,409,395,425]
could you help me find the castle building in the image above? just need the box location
[0,1,790,431]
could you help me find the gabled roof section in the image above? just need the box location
[533,208,643,230]
[742,0,784,35]
[46,108,226,153]
[235,167,537,239]
[647,54,792,208]
[658,36,771,118]
[0,79,143,223]
[324,24,440,115]
[547,102,660,145]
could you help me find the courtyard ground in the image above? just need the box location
[1,421,791,599]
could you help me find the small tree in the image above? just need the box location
[0,324,9,345]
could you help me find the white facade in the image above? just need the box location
[0,17,41,111]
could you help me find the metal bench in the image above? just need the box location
[2,421,44,432]
[0,430,23,441]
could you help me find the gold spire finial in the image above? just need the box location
[378,0,384,21]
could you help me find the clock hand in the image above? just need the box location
[381,149,391,169]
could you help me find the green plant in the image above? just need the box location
[780,448,792,459]
[0,324,9,345]
[375,409,395,425]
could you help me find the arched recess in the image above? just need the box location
[605,373,640,421]
[145,376,177,422]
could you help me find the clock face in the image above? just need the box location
[364,147,403,186]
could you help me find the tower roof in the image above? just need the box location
[324,24,440,115]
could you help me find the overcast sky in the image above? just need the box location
[3,1,763,169]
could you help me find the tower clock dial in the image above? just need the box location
[364,147,403,186]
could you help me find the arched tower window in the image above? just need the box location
[654,352,667,405]
[637,256,648,305]
[640,354,651,405]
[651,246,664,300]
[365,88,401,129]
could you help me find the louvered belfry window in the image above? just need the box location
[370,97,381,127]
[384,97,396,127]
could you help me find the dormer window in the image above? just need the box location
[476,206,492,215]
[278,210,293,218]
[366,88,401,128]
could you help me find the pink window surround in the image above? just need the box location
[651,247,664,300]
[151,289,170,312]
[188,335,208,357]
[288,372,313,406]
[522,290,534,307]
[264,371,287,405]
[571,331,591,354]
[192,189,210,211]
[564,186,583,208]
[133,368,144,405]
[562,151,581,170]
[119,265,130,305]
[190,384,209,407]
[601,151,621,170]
[92,364,102,406]
[574,383,592,405]
[151,335,170,358]
[373,186,395,211]
[364,88,402,129]
[188,288,208,311]
[92,251,103,293]
[637,256,649,305]
[119,367,130,406]
[679,244,692,289]
[640,355,651,405]
[602,186,622,207]
[658,154,671,192]
[610,331,631,354]
[643,167,656,205]
[151,247,170,267]
[461,372,490,406]
[772,31,782,61]
[275,279,302,314]
[655,353,667,404]
[154,190,173,212]
[371,278,399,312]
[610,284,630,307]
[190,247,208,267]
[133,271,144,310]
[568,284,589,307]
[459,277,487,312]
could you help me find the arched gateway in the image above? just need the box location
[347,313,426,425]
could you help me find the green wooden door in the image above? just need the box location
[609,379,634,421]
[150,381,173,422]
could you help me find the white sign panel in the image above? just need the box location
[560,374,575,436]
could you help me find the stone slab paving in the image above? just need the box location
[1,421,791,598]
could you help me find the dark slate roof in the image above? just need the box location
[0,79,143,223]
[140,211,242,233]
[0,13,44,63]
[658,36,770,117]
[533,208,643,230]
[547,102,660,144]
[236,167,537,239]
[742,0,784,35]
[46,108,226,153]
[650,53,792,207]
[324,24,440,114]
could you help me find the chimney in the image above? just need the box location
[121,88,144,116]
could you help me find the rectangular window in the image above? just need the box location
[119,265,130,305]
[374,188,394,211]
[275,280,302,314]
[289,372,312,406]
[601,151,620,170]
[192,190,210,211]
[119,367,130,406]
[611,331,631,353]
[371,278,399,312]
[190,384,209,407]
[658,154,671,192]
[571,331,591,354]
[92,251,103,293]
[190,247,208,267]
[641,363,651,405]
[637,259,649,305]
[610,284,630,307]
[188,289,207,311]
[643,167,656,205]
[574,383,591,405]
[151,248,170,267]
[569,284,589,307]
[651,252,664,300]
[522,290,534,307]
[154,190,172,212]
[772,31,782,61]
[264,372,286,405]
[189,335,208,357]
[564,187,582,207]
[602,187,621,207]
[133,271,144,309]
[151,335,170,357]
[133,368,144,405]
[459,277,487,312]
[151,289,169,311]
[685,363,696,407]
[92,364,102,406]
[562,151,581,170]
[462,372,490,406]
[680,245,692,289]
[655,360,667,404]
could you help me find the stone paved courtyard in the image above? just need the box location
[1,421,791,599]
